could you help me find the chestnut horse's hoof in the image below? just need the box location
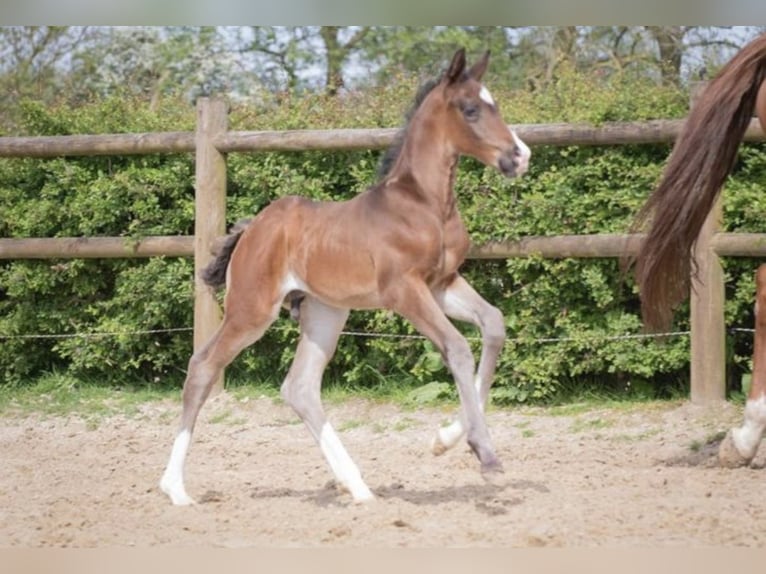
[718,430,752,468]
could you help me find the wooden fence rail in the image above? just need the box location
[3,232,766,261]
[1,96,765,402]
[2,118,765,158]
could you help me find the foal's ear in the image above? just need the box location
[446,48,467,84]
[467,50,490,81]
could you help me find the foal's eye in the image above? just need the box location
[461,103,480,122]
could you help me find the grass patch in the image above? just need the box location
[319,378,426,407]
[370,421,388,434]
[0,372,176,420]
[612,428,662,442]
[338,419,365,432]
[393,416,420,432]
[227,380,281,403]
[570,416,615,433]
[207,409,248,426]
[0,372,697,427]
[689,430,728,453]
[541,397,683,419]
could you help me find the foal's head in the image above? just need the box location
[435,48,531,177]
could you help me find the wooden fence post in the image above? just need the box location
[689,82,726,404]
[194,97,228,394]
[690,199,726,404]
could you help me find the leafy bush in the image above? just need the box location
[0,94,196,386]
[1,71,764,402]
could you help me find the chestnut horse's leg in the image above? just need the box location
[430,274,506,456]
[385,276,502,475]
[720,264,766,467]
[279,297,374,502]
[160,308,279,505]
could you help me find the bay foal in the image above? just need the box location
[161,48,531,505]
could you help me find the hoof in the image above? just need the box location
[481,458,504,476]
[718,430,752,469]
[481,460,505,487]
[334,479,375,504]
[160,478,197,506]
[352,489,376,504]
[162,487,197,506]
[431,435,448,456]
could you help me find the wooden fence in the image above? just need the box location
[1,96,765,403]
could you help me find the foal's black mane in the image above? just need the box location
[376,76,441,179]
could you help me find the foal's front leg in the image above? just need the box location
[431,275,506,456]
[386,276,502,474]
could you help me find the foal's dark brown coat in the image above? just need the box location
[631,33,766,331]
[161,49,531,505]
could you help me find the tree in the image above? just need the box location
[646,26,686,86]
[233,26,373,95]
[3,26,764,115]
[69,27,260,108]
[582,26,761,86]
[358,27,517,86]
[318,27,371,95]
[0,26,98,128]
[230,26,317,93]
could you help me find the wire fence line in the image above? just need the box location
[2,325,748,345]
[0,327,194,341]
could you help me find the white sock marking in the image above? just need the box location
[732,395,766,460]
[160,429,196,506]
[437,419,466,450]
[319,423,374,502]
[435,376,484,451]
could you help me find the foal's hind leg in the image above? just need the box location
[280,297,374,502]
[160,309,278,505]
[720,264,766,467]
[431,275,506,456]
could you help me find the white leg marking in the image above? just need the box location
[432,376,483,455]
[732,395,766,460]
[319,423,374,503]
[435,420,466,453]
[160,430,196,506]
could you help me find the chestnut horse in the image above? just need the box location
[629,33,766,467]
[160,49,531,505]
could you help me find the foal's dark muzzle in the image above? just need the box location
[499,152,519,177]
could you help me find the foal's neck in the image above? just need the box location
[388,104,460,217]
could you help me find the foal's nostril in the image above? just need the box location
[498,154,516,176]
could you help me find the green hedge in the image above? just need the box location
[1,69,765,402]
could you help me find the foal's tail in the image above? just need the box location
[629,34,766,331]
[201,219,252,290]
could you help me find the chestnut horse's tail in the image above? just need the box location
[201,219,251,290]
[630,34,766,331]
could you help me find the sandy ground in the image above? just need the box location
[1,392,765,548]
